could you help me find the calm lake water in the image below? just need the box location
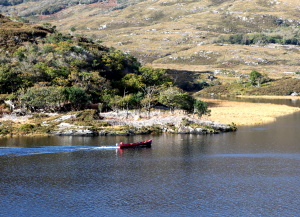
[1,110,300,216]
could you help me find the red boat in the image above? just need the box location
[116,139,152,149]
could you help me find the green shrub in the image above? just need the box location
[18,123,35,132]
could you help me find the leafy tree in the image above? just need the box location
[0,65,21,93]
[178,93,195,113]
[21,86,65,111]
[193,99,210,117]
[68,71,111,102]
[139,66,173,87]
[102,50,140,80]
[130,92,143,109]
[120,73,143,93]
[63,86,89,110]
[108,95,123,111]
[158,87,193,113]
[122,94,137,118]
[249,70,263,86]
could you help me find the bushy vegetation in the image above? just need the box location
[0,15,209,117]
[246,78,300,96]
[198,75,300,96]
[217,27,300,45]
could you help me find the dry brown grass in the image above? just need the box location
[13,0,299,76]
[3,0,300,77]
[201,98,300,126]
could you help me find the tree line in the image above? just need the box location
[217,32,300,45]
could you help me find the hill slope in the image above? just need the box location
[2,0,300,76]
[0,14,52,50]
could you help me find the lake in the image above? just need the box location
[0,111,300,216]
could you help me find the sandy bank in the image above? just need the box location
[201,98,300,126]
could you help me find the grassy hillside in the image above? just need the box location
[0,0,145,17]
[2,0,300,79]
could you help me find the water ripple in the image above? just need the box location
[211,153,300,160]
[0,146,118,157]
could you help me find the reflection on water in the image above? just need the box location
[0,112,300,216]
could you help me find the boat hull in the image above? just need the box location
[117,139,152,149]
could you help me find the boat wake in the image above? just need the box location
[0,146,118,157]
[93,146,118,149]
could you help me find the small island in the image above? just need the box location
[0,14,235,137]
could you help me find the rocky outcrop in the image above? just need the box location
[46,111,236,136]
[51,128,99,136]
[49,122,99,136]
[98,111,236,135]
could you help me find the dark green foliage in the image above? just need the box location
[140,66,173,87]
[249,70,270,87]
[218,32,300,45]
[158,87,194,112]
[21,86,65,111]
[179,81,208,91]
[63,86,89,110]
[228,34,244,44]
[0,15,207,115]
[193,100,209,117]
[249,70,262,86]
[18,123,35,132]
[102,50,141,81]
[0,65,22,93]
[45,33,72,44]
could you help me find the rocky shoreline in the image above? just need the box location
[0,110,236,137]
[48,110,236,136]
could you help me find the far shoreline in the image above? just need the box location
[236,95,300,99]
[201,97,300,126]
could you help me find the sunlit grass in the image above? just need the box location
[201,98,300,126]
